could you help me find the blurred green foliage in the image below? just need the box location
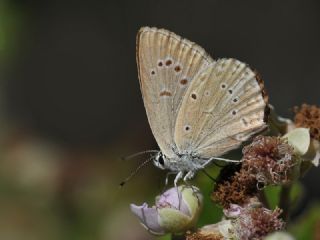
[264,182,303,210]
[158,234,171,240]
[196,166,223,226]
[0,0,20,59]
[289,204,320,240]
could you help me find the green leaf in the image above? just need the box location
[157,234,171,240]
[289,182,304,208]
[264,185,281,209]
[0,1,21,58]
[264,182,303,210]
[196,166,223,226]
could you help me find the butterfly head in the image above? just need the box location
[153,152,167,170]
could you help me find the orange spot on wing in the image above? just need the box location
[180,79,188,85]
[159,91,172,97]
[165,60,172,66]
[174,65,181,72]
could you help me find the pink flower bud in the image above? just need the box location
[130,185,203,235]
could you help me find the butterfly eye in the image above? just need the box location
[158,156,165,165]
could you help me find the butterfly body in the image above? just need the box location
[137,27,269,184]
[154,151,206,184]
[157,150,204,170]
[154,142,241,184]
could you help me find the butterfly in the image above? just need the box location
[136,27,269,185]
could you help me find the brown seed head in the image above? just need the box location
[294,104,320,141]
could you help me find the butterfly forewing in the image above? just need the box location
[137,27,213,157]
[174,58,268,158]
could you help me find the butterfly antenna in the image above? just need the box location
[119,156,154,187]
[121,150,159,161]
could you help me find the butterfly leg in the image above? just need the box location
[200,158,215,168]
[183,171,195,182]
[173,171,184,210]
[200,157,239,169]
[165,172,177,186]
[182,171,202,207]
[174,171,184,187]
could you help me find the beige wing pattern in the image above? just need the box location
[137,27,213,157]
[174,58,269,158]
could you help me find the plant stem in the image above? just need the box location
[258,190,270,209]
[279,184,292,221]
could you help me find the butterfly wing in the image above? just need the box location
[137,27,213,157]
[174,58,269,158]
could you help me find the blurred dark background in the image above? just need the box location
[0,0,319,239]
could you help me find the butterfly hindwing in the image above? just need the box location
[174,58,268,158]
[137,27,213,157]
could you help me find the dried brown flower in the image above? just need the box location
[294,104,320,141]
[236,207,285,240]
[212,136,296,207]
[186,220,233,240]
[212,170,257,208]
[242,136,295,185]
[186,231,223,240]
[190,204,286,240]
